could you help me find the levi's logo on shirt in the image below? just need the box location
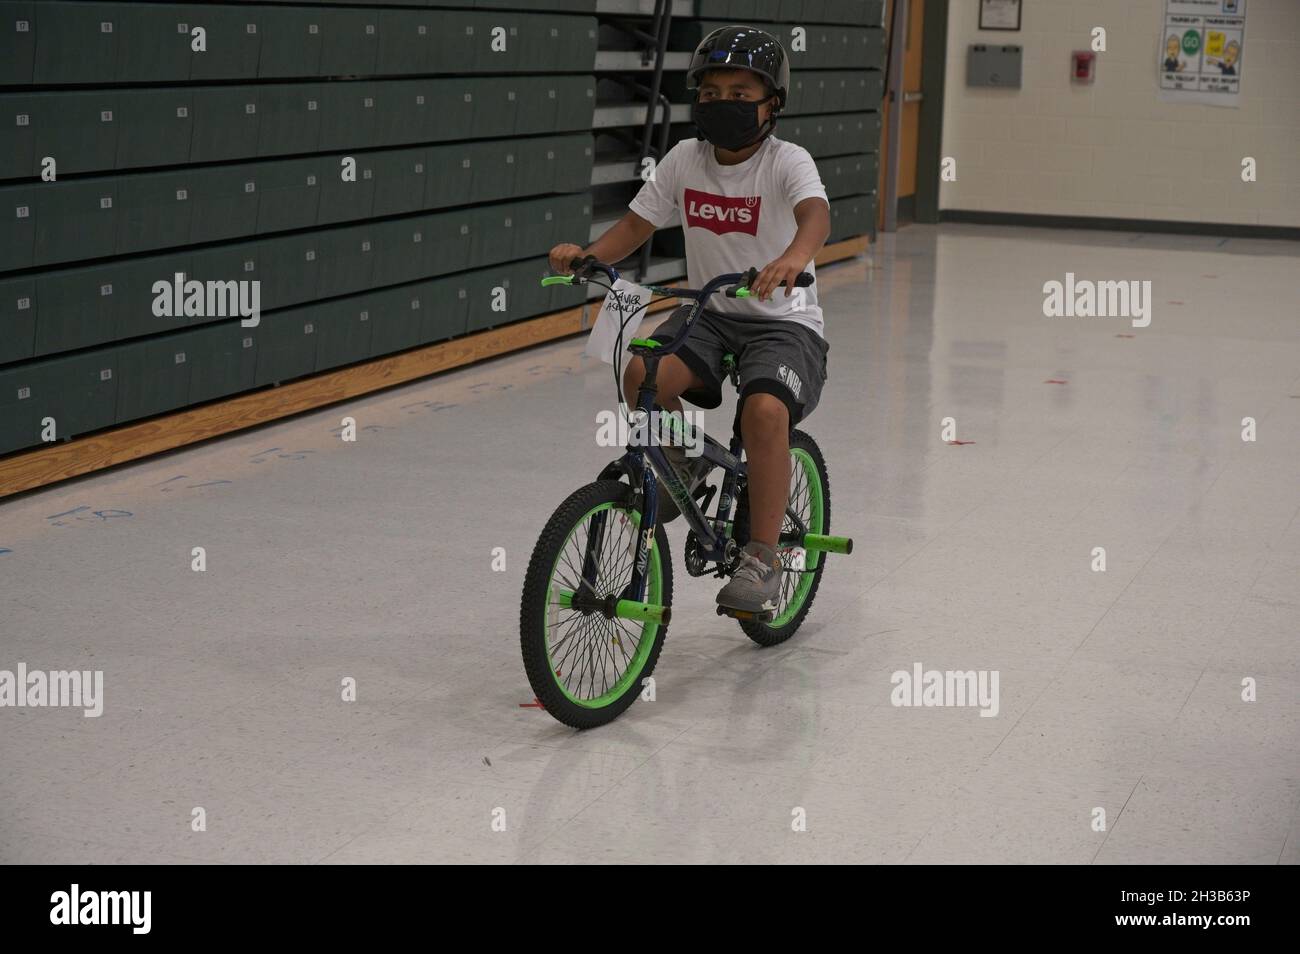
[684,188,761,236]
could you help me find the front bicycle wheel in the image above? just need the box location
[519,480,673,729]
[737,429,831,647]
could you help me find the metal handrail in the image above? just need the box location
[595,0,675,281]
[637,0,673,278]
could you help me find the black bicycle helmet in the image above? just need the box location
[686,25,790,111]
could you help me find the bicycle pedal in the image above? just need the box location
[715,604,774,622]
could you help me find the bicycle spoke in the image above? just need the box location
[609,616,638,670]
[551,613,597,680]
[768,450,817,620]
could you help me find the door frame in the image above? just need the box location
[914,0,949,224]
[880,0,949,228]
[880,0,909,232]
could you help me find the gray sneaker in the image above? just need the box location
[655,444,712,523]
[716,541,783,614]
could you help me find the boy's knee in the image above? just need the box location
[625,356,695,407]
[741,393,790,435]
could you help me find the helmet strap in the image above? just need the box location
[748,94,780,146]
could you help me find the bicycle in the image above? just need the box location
[519,256,854,729]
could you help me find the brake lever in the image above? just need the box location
[570,255,594,270]
[723,267,759,299]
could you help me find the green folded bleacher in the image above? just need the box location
[0,0,877,460]
[0,2,601,457]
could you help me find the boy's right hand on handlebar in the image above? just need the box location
[549,244,586,276]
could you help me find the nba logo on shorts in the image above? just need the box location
[777,364,802,399]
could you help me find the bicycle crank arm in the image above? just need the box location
[555,590,671,625]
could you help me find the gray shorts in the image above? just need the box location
[649,305,830,433]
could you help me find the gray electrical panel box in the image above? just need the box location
[967,44,1023,88]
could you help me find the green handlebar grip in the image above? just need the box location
[734,287,752,297]
[541,275,573,286]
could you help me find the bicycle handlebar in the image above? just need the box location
[536,256,621,286]
[546,256,812,296]
[724,265,814,298]
[569,255,620,284]
[543,256,815,359]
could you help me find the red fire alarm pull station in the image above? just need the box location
[1072,51,1096,83]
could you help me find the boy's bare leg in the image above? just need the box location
[622,354,705,411]
[714,392,789,612]
[739,393,791,547]
[623,354,713,523]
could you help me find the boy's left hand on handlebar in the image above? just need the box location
[548,243,587,276]
[750,252,811,301]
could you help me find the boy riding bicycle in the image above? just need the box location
[549,26,832,616]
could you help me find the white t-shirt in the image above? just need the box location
[628,134,829,336]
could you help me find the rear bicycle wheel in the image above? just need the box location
[519,480,673,728]
[736,429,830,647]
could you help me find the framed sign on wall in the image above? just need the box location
[979,0,1022,31]
[1158,0,1247,107]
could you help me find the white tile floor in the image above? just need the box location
[1,224,1297,864]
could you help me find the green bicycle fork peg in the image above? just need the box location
[613,599,671,625]
[802,533,853,555]
[554,590,671,625]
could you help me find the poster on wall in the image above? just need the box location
[1158,0,1247,107]
[979,0,1022,31]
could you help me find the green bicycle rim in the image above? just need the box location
[543,502,663,708]
[768,447,824,628]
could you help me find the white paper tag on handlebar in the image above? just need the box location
[585,278,654,367]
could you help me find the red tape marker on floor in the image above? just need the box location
[947,440,976,445]
[1044,379,1068,384]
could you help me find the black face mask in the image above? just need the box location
[691,96,775,151]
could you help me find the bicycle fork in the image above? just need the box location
[564,354,675,627]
